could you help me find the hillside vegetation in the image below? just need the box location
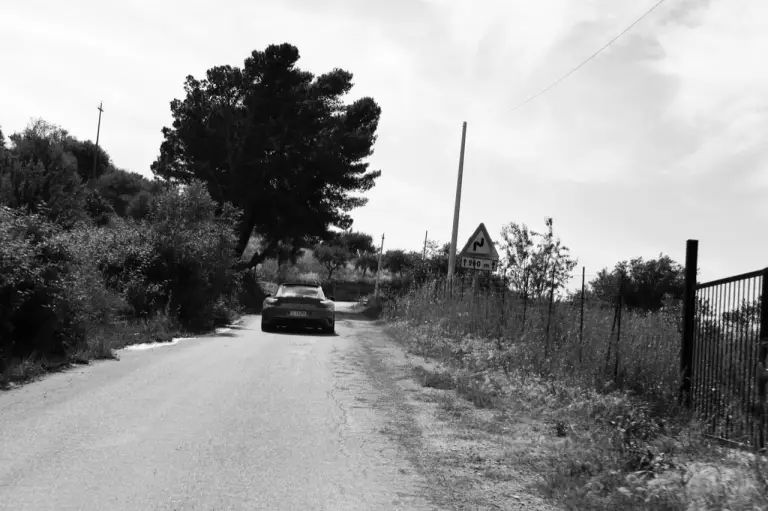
[0,42,383,385]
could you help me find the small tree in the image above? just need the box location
[590,254,684,312]
[355,252,378,277]
[499,217,577,301]
[339,230,375,258]
[313,242,351,280]
[384,249,419,277]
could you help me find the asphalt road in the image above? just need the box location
[0,304,437,510]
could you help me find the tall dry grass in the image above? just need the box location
[384,276,768,509]
[385,277,682,406]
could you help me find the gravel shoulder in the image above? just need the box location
[351,319,561,511]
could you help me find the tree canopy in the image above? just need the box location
[499,217,577,300]
[1,118,166,228]
[151,43,382,268]
[589,254,685,311]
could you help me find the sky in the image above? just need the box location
[1,0,767,287]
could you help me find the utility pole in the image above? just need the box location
[422,230,428,260]
[92,101,104,181]
[374,233,385,297]
[447,121,468,281]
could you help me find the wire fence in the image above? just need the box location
[383,272,682,405]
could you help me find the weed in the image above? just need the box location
[413,365,456,390]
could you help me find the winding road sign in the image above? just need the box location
[458,223,499,271]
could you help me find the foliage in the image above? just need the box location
[313,236,352,280]
[0,115,247,379]
[0,157,88,229]
[151,43,382,267]
[421,240,451,277]
[354,252,380,277]
[145,180,242,329]
[499,217,577,300]
[722,295,762,327]
[339,230,375,258]
[590,254,684,312]
[7,118,112,181]
[384,249,421,276]
[0,207,91,362]
[0,119,91,229]
[64,138,112,182]
[93,168,165,221]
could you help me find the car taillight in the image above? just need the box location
[320,300,334,309]
[264,297,277,307]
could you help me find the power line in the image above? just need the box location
[509,0,669,113]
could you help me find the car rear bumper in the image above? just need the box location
[262,307,334,328]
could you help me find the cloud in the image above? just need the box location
[1,0,765,284]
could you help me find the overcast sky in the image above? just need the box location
[1,0,766,285]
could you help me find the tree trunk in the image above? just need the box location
[235,207,256,259]
[242,239,279,270]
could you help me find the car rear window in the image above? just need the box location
[276,286,324,298]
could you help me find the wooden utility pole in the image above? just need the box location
[374,233,385,297]
[92,101,104,180]
[447,121,468,280]
[422,230,428,260]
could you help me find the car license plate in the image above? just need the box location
[288,311,308,317]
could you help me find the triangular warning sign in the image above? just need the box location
[459,223,499,259]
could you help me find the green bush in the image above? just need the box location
[0,179,245,375]
[59,181,243,331]
[147,181,242,330]
[0,207,88,361]
[0,118,249,380]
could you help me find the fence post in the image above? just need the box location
[522,291,528,331]
[485,277,490,322]
[614,275,624,383]
[501,276,507,329]
[680,239,699,408]
[579,266,585,363]
[544,265,556,359]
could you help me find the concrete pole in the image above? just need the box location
[92,101,104,181]
[447,121,467,281]
[374,233,385,297]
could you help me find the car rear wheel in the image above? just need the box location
[323,319,335,335]
[261,321,274,332]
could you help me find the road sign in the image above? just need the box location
[458,223,499,272]
[459,256,499,271]
[459,223,499,259]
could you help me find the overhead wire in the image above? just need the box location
[509,0,670,113]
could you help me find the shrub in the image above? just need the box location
[1,178,245,377]
[147,181,242,330]
[0,208,88,362]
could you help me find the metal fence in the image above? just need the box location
[683,245,767,449]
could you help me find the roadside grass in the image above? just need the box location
[0,312,205,389]
[384,284,768,511]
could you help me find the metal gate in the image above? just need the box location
[689,268,766,448]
